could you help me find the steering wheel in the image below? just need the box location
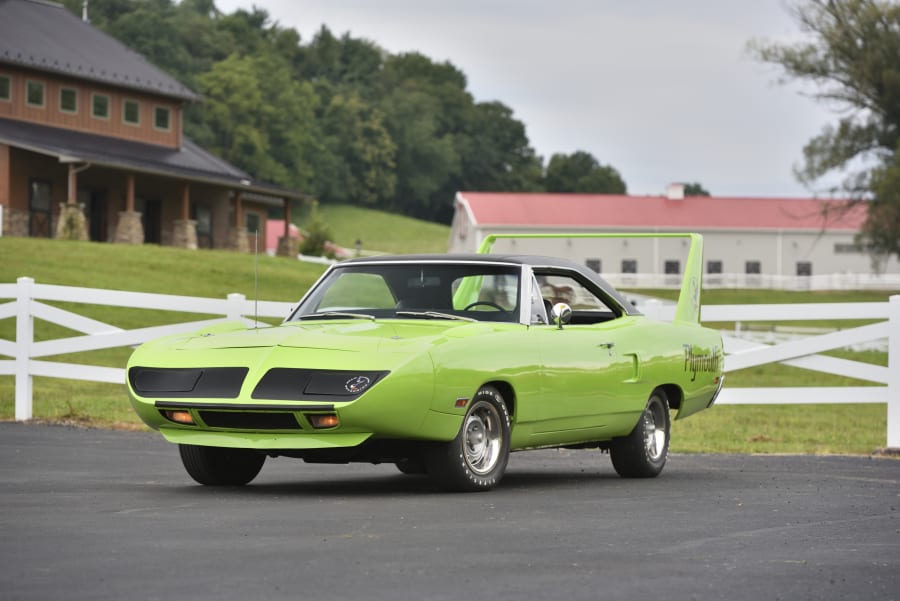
[463,301,505,311]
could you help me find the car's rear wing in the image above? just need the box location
[477,232,705,325]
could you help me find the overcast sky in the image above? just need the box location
[214,0,840,198]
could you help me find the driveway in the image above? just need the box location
[0,422,897,601]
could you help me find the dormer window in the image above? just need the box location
[92,93,109,119]
[59,87,78,113]
[26,80,45,107]
[154,106,171,131]
[0,75,10,102]
[123,99,140,125]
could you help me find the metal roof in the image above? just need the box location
[0,116,307,201]
[0,0,200,101]
[457,192,869,232]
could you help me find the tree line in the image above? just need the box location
[62,0,627,223]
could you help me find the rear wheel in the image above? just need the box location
[426,385,510,492]
[178,444,265,486]
[610,390,670,478]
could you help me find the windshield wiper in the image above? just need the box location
[298,312,376,321]
[395,311,476,322]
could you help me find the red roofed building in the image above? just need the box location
[449,187,899,284]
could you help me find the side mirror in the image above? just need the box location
[551,303,572,329]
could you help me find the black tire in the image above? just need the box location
[178,444,265,486]
[610,390,670,478]
[425,385,511,492]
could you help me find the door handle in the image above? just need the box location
[598,342,615,355]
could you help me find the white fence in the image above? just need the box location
[1,277,897,449]
[604,272,900,291]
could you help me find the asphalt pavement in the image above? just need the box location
[1,422,898,601]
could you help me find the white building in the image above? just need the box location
[448,187,900,289]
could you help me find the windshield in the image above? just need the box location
[289,262,521,323]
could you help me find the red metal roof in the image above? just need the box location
[458,192,868,231]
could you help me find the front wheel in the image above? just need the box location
[178,444,265,486]
[425,385,511,492]
[610,390,670,478]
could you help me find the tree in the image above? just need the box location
[314,91,396,206]
[458,101,544,193]
[544,151,626,194]
[751,0,900,261]
[196,52,319,191]
[684,182,710,196]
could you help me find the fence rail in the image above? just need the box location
[1,277,897,448]
[605,271,900,291]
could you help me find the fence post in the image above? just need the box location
[887,295,900,449]
[15,277,34,421]
[226,293,246,321]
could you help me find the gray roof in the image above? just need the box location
[0,117,306,201]
[0,0,200,101]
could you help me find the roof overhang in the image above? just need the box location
[0,117,309,202]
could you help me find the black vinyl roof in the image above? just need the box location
[0,0,200,101]
[0,116,306,201]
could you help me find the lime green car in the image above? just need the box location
[127,233,723,491]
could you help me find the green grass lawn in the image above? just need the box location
[1,237,895,454]
[308,203,451,255]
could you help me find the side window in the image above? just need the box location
[536,272,618,324]
[451,274,517,311]
[317,273,395,311]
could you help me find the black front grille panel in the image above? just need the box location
[198,411,301,430]
[129,367,248,398]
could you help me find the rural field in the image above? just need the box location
[0,206,895,454]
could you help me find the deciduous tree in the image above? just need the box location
[751,0,900,261]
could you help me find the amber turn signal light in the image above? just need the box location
[164,410,195,425]
[307,413,340,429]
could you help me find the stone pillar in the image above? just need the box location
[6,207,31,237]
[276,235,299,258]
[54,202,88,241]
[115,210,144,244]
[228,227,249,253]
[172,219,198,249]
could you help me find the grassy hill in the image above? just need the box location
[304,203,451,255]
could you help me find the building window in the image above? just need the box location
[153,106,171,131]
[25,80,45,107]
[622,259,637,274]
[59,87,77,113]
[585,258,601,273]
[797,261,812,277]
[29,179,52,238]
[834,242,866,254]
[246,213,261,235]
[123,99,140,125]
[745,261,761,274]
[92,93,109,119]
[707,260,723,274]
[0,75,10,102]
[664,260,680,275]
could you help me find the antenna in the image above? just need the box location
[254,229,259,330]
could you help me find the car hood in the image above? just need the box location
[175,320,494,354]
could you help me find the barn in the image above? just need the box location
[448,186,900,288]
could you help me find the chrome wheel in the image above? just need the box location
[425,385,511,491]
[463,400,503,475]
[610,391,670,478]
[642,401,667,462]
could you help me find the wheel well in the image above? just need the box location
[484,380,516,419]
[658,384,683,410]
